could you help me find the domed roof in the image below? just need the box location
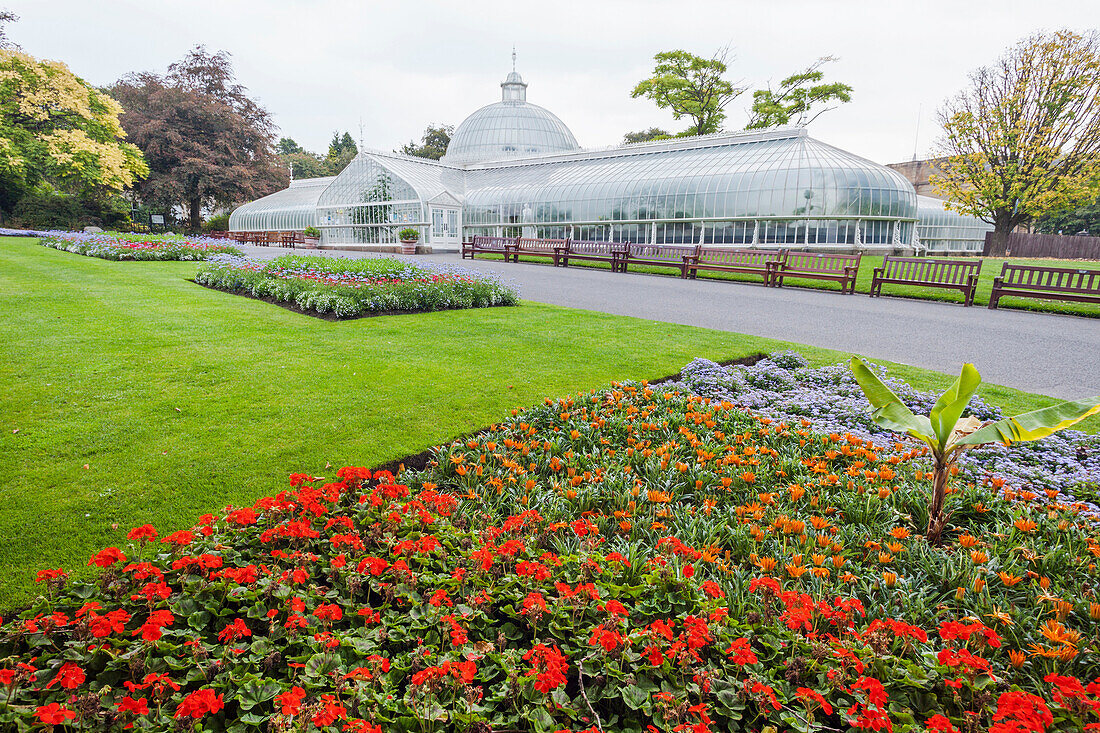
[443,69,580,165]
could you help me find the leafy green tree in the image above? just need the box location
[631,48,744,137]
[110,46,284,230]
[622,127,671,144]
[276,137,303,155]
[0,47,147,218]
[931,29,1100,256]
[1034,192,1100,235]
[324,131,358,175]
[745,57,853,129]
[399,123,453,160]
[850,358,1100,546]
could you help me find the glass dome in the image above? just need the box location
[442,70,580,164]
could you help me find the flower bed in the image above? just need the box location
[39,231,242,261]
[195,254,519,317]
[670,352,1100,513]
[3,371,1100,731]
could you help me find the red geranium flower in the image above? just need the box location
[36,703,76,725]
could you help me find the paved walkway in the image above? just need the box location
[237,245,1100,399]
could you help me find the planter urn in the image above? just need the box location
[400,239,418,255]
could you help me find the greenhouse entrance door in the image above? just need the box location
[430,207,461,249]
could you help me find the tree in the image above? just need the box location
[745,57,853,129]
[399,123,453,160]
[850,358,1100,546]
[1033,187,1100,235]
[631,48,745,137]
[622,127,671,144]
[930,29,1100,256]
[0,9,18,50]
[323,131,358,176]
[276,137,303,155]
[0,48,147,218]
[110,46,284,230]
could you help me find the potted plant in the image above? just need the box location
[398,227,419,255]
[302,226,321,248]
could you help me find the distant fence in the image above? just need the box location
[984,231,1100,260]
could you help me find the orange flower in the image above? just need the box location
[741,472,756,484]
[998,572,1022,587]
[1089,603,1100,621]
[1007,650,1027,668]
[972,577,986,593]
[883,571,897,587]
[756,557,777,572]
[1038,619,1081,648]
[1013,518,1037,533]
[889,527,911,540]
[970,550,988,565]
[786,564,807,578]
[959,534,978,548]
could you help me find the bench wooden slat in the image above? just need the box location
[686,248,786,284]
[773,252,862,294]
[462,236,518,261]
[871,256,983,306]
[989,263,1100,309]
[620,244,700,278]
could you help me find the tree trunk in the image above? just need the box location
[985,211,1017,257]
[189,198,201,232]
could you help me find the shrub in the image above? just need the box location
[398,227,420,241]
[202,212,230,232]
[303,226,320,238]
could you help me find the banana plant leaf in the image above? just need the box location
[928,363,982,450]
[848,357,935,443]
[956,397,1100,446]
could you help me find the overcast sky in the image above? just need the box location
[9,0,1098,165]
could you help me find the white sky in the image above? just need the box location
[11,0,1099,165]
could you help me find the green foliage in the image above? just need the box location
[745,56,853,129]
[400,123,453,160]
[276,137,303,155]
[631,48,744,137]
[931,29,1100,251]
[324,131,358,175]
[202,212,230,232]
[302,226,320,238]
[0,48,147,218]
[398,227,419,241]
[10,189,130,230]
[849,357,1100,543]
[1034,192,1100,235]
[622,127,671,144]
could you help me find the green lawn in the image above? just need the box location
[473,252,1100,317]
[0,236,1094,609]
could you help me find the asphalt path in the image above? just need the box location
[237,245,1100,399]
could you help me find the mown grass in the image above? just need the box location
[1,236,1094,609]
[473,252,1100,317]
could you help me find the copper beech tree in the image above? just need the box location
[931,29,1100,255]
[110,47,285,230]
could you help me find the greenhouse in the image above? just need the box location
[914,195,994,254]
[230,65,990,253]
[228,176,333,233]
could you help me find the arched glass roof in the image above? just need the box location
[461,128,917,227]
[228,177,334,232]
[443,70,580,164]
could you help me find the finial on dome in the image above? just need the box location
[501,50,527,103]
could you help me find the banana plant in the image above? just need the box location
[849,357,1100,545]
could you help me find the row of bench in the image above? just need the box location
[462,236,1100,309]
[209,231,304,247]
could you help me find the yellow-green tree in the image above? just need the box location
[0,49,147,215]
[931,29,1100,255]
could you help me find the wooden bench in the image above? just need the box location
[988,263,1100,309]
[279,232,304,248]
[620,244,700,278]
[686,248,787,285]
[870,256,983,306]
[772,252,862,294]
[556,240,630,271]
[462,235,517,261]
[515,237,568,265]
